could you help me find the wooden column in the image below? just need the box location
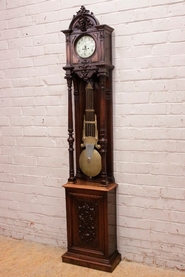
[65,69,76,183]
[98,71,108,185]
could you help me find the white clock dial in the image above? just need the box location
[75,35,96,58]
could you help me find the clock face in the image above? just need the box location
[75,35,96,58]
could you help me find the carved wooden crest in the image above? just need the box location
[69,5,99,31]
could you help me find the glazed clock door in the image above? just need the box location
[75,35,96,58]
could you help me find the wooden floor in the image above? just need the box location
[0,235,185,277]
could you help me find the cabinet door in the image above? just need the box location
[66,190,107,258]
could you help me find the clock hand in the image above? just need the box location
[83,45,87,53]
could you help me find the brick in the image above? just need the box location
[119,68,152,81]
[1,127,23,136]
[0,98,12,107]
[152,67,178,80]
[34,96,62,106]
[170,211,185,223]
[11,58,33,68]
[22,106,46,116]
[0,155,13,164]
[33,55,59,66]
[5,68,28,78]
[39,0,60,13]
[153,115,185,128]
[115,0,149,11]
[11,116,32,126]
[120,227,151,241]
[150,0,168,6]
[46,23,62,36]
[13,155,37,166]
[134,31,167,45]
[151,163,185,176]
[134,5,168,20]
[0,41,8,50]
[8,37,33,50]
[32,116,58,126]
[122,115,154,127]
[19,46,44,58]
[0,87,22,98]
[23,126,47,136]
[27,66,48,77]
[169,223,185,235]
[0,137,16,146]
[0,29,20,40]
[0,117,10,126]
[47,127,66,137]
[115,92,150,104]
[10,78,34,88]
[41,75,63,86]
[8,16,33,29]
[0,60,10,70]
[0,173,15,183]
[20,25,46,37]
[168,2,185,16]
[32,11,59,25]
[5,0,23,9]
[0,79,11,88]
[150,91,185,103]
[16,137,56,147]
[33,34,59,46]
[169,28,185,43]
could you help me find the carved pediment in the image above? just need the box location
[69,6,99,32]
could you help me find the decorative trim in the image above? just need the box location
[76,6,90,16]
[70,6,99,31]
[78,202,97,243]
[75,60,96,81]
[75,16,94,31]
[74,6,94,31]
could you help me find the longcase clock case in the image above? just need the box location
[61,6,121,272]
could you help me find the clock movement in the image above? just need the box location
[61,6,121,272]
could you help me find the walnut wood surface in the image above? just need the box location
[62,6,114,185]
[62,6,121,272]
[62,181,121,272]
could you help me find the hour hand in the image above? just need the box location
[83,45,87,52]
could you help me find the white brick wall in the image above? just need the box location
[0,0,185,270]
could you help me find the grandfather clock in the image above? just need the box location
[61,6,121,272]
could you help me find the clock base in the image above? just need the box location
[62,249,121,272]
[62,181,121,272]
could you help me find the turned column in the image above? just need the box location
[98,71,108,185]
[65,70,76,183]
